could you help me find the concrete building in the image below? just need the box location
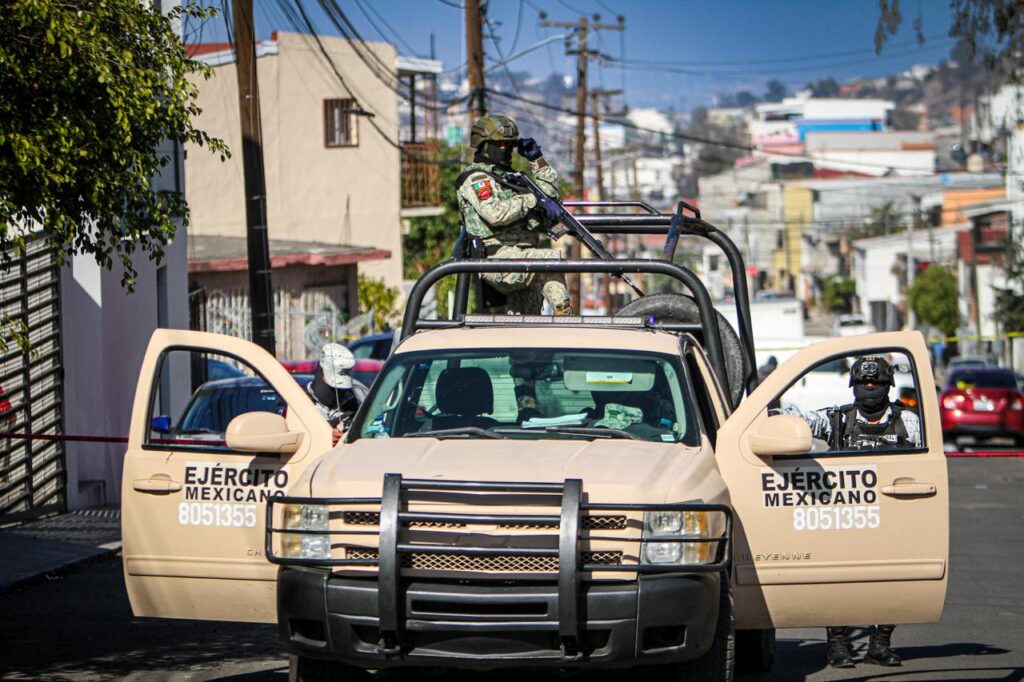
[851,225,966,332]
[185,32,443,292]
[46,1,192,513]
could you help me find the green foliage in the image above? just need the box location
[357,273,400,332]
[0,0,229,291]
[805,78,839,97]
[821,275,856,313]
[877,0,1024,84]
[856,201,906,238]
[908,265,959,336]
[994,238,1024,332]
[403,143,463,279]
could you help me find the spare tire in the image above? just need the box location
[617,293,749,408]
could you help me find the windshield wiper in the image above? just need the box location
[539,426,645,441]
[407,426,506,439]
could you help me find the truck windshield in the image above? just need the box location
[351,349,700,444]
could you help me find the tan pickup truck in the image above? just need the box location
[122,207,947,682]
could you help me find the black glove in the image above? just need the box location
[517,137,543,161]
[536,195,563,222]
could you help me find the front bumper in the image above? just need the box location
[278,567,721,670]
[267,474,731,669]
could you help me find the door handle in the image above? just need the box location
[881,482,936,497]
[133,478,183,493]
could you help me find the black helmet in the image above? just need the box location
[849,355,894,387]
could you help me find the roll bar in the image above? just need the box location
[400,258,729,388]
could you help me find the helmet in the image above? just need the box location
[470,114,519,150]
[849,355,894,387]
[320,343,355,390]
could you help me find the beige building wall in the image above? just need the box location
[185,33,403,289]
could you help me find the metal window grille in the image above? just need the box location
[324,98,358,147]
[0,238,65,522]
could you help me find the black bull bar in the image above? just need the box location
[266,475,732,659]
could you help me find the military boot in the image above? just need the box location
[865,625,901,666]
[825,627,855,668]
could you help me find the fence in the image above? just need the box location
[190,284,374,360]
[0,238,65,523]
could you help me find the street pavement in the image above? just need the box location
[0,458,1021,681]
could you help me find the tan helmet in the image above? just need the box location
[470,114,519,150]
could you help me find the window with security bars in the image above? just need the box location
[324,98,358,147]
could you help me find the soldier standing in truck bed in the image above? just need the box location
[456,114,571,315]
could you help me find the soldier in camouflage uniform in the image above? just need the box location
[456,114,571,316]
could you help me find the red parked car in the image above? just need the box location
[939,367,1024,446]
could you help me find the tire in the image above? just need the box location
[735,628,775,673]
[617,294,749,408]
[289,655,367,682]
[671,576,735,682]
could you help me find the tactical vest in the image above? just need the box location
[456,163,543,243]
[828,403,909,451]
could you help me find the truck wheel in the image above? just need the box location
[617,294,749,408]
[289,654,367,682]
[735,628,775,672]
[671,576,735,682]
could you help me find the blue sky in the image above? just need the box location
[194,0,960,108]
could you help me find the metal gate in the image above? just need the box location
[0,238,65,523]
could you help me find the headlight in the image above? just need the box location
[642,510,713,565]
[281,504,330,560]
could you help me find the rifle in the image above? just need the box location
[501,171,644,297]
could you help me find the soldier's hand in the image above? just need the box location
[517,137,543,161]
[537,195,563,222]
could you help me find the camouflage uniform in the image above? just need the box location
[456,164,570,315]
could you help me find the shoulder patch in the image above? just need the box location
[471,177,493,200]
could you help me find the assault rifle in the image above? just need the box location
[501,171,644,297]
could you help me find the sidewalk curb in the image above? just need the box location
[0,541,122,592]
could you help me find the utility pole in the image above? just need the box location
[465,0,486,126]
[540,13,624,312]
[232,0,275,354]
[591,88,621,314]
[906,196,923,330]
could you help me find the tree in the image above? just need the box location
[0,0,227,292]
[764,79,788,103]
[805,78,839,97]
[735,91,758,107]
[908,265,959,336]
[856,201,906,238]
[876,0,1024,84]
[821,275,856,313]
[993,240,1024,333]
[357,273,400,333]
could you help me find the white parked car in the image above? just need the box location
[833,314,877,337]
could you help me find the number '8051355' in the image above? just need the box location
[793,505,880,531]
[178,502,257,527]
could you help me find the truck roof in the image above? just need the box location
[394,325,688,355]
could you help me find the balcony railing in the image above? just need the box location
[401,141,441,209]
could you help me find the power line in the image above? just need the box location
[617,33,953,68]
[352,0,418,56]
[608,41,956,79]
[483,88,1009,176]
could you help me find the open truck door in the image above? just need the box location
[122,330,332,623]
[717,331,949,628]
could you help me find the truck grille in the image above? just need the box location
[341,511,627,531]
[346,548,622,572]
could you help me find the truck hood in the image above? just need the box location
[310,437,708,504]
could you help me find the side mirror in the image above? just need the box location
[747,415,813,456]
[150,415,171,433]
[226,412,302,454]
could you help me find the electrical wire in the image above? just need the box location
[352,0,418,56]
[483,88,1008,176]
